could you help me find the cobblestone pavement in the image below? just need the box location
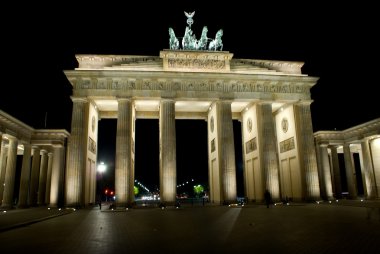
[0,200,379,253]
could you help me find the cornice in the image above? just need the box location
[314,118,380,144]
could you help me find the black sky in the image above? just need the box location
[2,3,379,194]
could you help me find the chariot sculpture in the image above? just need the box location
[168,11,224,51]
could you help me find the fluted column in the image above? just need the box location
[0,140,7,205]
[29,146,41,206]
[38,150,48,205]
[18,144,32,208]
[319,144,333,200]
[159,99,177,205]
[216,101,237,203]
[115,98,133,207]
[330,146,342,199]
[65,98,88,207]
[257,102,280,200]
[360,139,376,199]
[50,145,65,207]
[1,136,18,209]
[343,144,357,199]
[294,102,320,200]
[45,152,53,204]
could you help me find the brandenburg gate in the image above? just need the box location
[63,14,321,207]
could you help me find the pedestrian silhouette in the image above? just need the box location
[264,190,271,208]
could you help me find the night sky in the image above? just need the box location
[2,3,378,195]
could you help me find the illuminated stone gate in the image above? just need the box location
[64,48,322,207]
[62,11,323,207]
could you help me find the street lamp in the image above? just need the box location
[97,162,107,202]
[98,161,106,174]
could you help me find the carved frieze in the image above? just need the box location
[279,137,295,153]
[245,137,257,154]
[72,77,311,95]
[160,50,233,73]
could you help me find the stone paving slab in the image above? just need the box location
[0,207,75,232]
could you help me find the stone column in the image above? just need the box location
[18,144,32,208]
[343,144,357,199]
[115,98,133,207]
[159,99,177,205]
[330,146,342,199]
[294,102,320,200]
[360,139,376,199]
[45,152,53,204]
[0,140,8,205]
[319,144,333,200]
[257,102,280,200]
[29,146,41,206]
[216,101,237,203]
[50,145,65,207]
[0,136,18,209]
[65,98,88,207]
[38,150,48,205]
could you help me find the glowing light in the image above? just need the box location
[48,207,51,210]
[97,162,107,173]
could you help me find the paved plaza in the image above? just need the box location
[0,200,380,253]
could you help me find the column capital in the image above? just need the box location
[256,100,274,106]
[3,134,17,141]
[48,152,53,157]
[318,142,330,147]
[117,97,132,102]
[71,97,88,103]
[40,149,48,155]
[160,98,176,103]
[294,100,313,106]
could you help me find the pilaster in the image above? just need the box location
[319,144,333,200]
[0,135,18,209]
[294,102,320,200]
[343,144,357,199]
[159,99,177,205]
[50,145,65,207]
[65,97,88,207]
[216,101,237,204]
[18,144,32,208]
[38,150,48,205]
[0,140,7,205]
[45,152,53,204]
[330,146,342,199]
[257,102,280,200]
[29,146,41,206]
[115,98,134,207]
